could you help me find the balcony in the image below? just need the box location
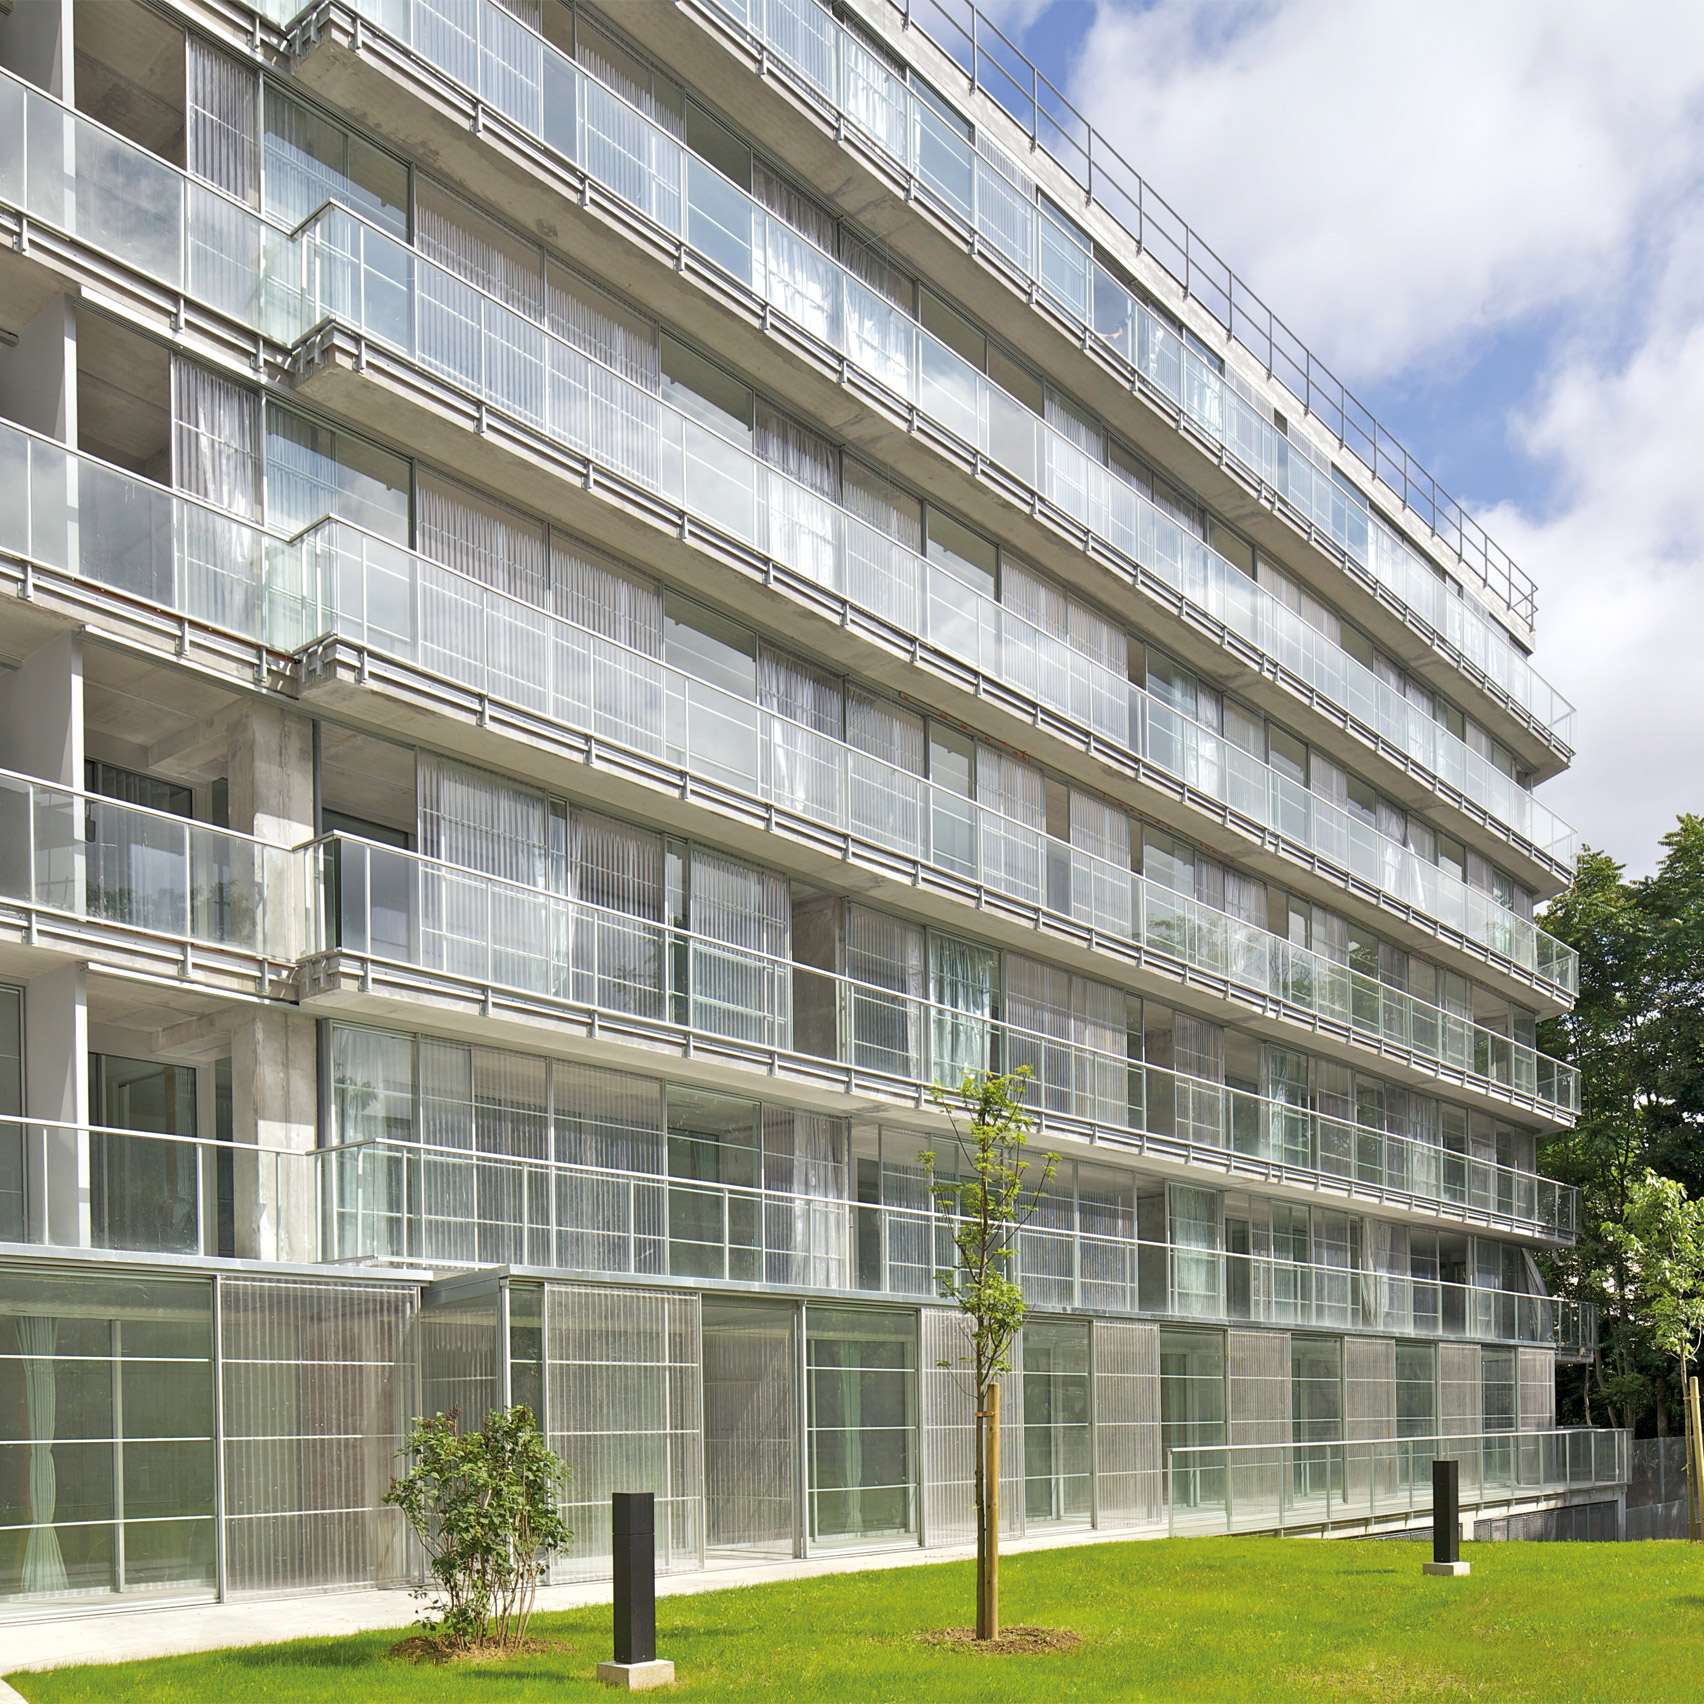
[1168,1428,1627,1537]
[279,0,1571,750]
[300,523,1577,1120]
[0,58,1574,871]
[687,0,1558,676]
[0,766,301,978]
[0,64,1580,978]
[321,1134,1590,1355]
[309,835,1582,1236]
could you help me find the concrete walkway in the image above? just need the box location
[0,1520,1148,1685]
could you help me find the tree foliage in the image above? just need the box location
[920,1067,1058,1640]
[384,1404,572,1651]
[1540,816,1704,1431]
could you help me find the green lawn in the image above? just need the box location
[8,1537,1699,1704]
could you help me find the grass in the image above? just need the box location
[8,1537,1701,1704]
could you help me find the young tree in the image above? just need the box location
[920,1068,1058,1642]
[385,1404,572,1651]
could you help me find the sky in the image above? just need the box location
[983,0,1704,880]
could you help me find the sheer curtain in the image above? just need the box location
[416,176,546,321]
[762,1107,851,1288]
[976,746,1045,902]
[840,457,921,630]
[552,534,665,750]
[19,1316,67,1594]
[846,688,924,852]
[1070,790,1132,936]
[172,358,261,634]
[754,161,840,345]
[758,644,843,822]
[187,37,257,203]
[756,401,839,586]
[568,810,664,1019]
[690,849,790,1047]
[547,262,660,486]
[929,933,996,1088]
[846,905,925,1077]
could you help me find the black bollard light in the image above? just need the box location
[596,1492,675,1690]
[1422,1456,1471,1577]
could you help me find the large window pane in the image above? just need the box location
[1022,1317,1090,1526]
[806,1306,915,1547]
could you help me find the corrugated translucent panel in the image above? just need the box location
[919,1308,1022,1547]
[546,1284,702,1580]
[702,1299,796,1559]
[1092,1320,1161,1528]
[1226,1329,1290,1445]
[1345,1338,1396,1439]
[415,1288,500,1433]
[1517,1348,1555,1431]
[221,1278,417,1594]
[1440,1343,1482,1434]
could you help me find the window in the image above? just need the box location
[806,1307,916,1545]
[262,85,407,237]
[85,762,193,820]
[666,1088,761,1281]
[87,1055,200,1256]
[264,404,410,542]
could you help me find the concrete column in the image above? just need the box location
[0,296,77,444]
[231,1007,320,1262]
[23,961,89,1246]
[0,630,83,787]
[0,0,74,102]
[223,702,316,849]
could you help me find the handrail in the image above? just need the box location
[307,832,1581,1233]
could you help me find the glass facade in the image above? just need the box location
[806,1307,916,1547]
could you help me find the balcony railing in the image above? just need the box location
[311,834,1581,1235]
[0,59,1581,981]
[1168,1427,1626,1536]
[269,8,1576,832]
[306,521,1577,1118]
[282,0,1568,740]
[0,1116,311,1260]
[0,766,300,962]
[701,0,1554,666]
[292,207,1581,985]
[321,1135,1587,1353]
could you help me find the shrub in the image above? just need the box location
[384,1404,572,1651]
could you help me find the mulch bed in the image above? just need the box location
[916,1625,1081,1654]
[388,1635,577,1666]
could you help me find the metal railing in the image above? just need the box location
[272,0,1575,787]
[0,59,1582,962]
[0,1115,312,1261]
[311,834,1580,1234]
[1168,1427,1628,1536]
[0,765,301,961]
[705,0,1548,656]
[306,521,1576,1116]
[320,1134,1588,1351]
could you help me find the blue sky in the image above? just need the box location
[988,0,1704,879]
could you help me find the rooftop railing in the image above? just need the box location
[702,0,1551,657]
[1168,1427,1627,1537]
[271,2,1577,783]
[308,519,1577,1118]
[0,62,1581,907]
[323,1134,1587,1352]
[293,207,1580,982]
[310,833,1581,1235]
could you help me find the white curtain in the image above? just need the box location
[840,457,922,629]
[758,644,843,821]
[416,177,546,322]
[929,933,995,1088]
[762,1107,851,1287]
[690,849,790,1046]
[173,359,260,518]
[417,755,547,885]
[846,904,924,1076]
[187,37,257,204]
[756,401,839,586]
[552,535,665,751]
[1070,789,1133,937]
[975,745,1045,902]
[19,1316,68,1595]
[417,467,548,602]
[568,811,664,1019]
[846,689,924,854]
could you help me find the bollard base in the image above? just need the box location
[597,1659,675,1690]
[1422,1560,1471,1577]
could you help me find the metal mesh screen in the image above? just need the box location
[1091,1319,1160,1527]
[221,1278,417,1594]
[703,1298,796,1561]
[1440,1343,1483,1434]
[546,1283,702,1580]
[1345,1338,1396,1439]
[920,1308,1021,1545]
[1517,1348,1555,1431]
[1227,1330,1290,1444]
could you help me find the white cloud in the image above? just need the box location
[1070,0,1704,383]
[1064,0,1704,875]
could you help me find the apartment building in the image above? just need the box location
[0,0,1623,1613]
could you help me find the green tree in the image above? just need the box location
[384,1404,571,1651]
[920,1068,1058,1642]
[1541,817,1704,1432]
